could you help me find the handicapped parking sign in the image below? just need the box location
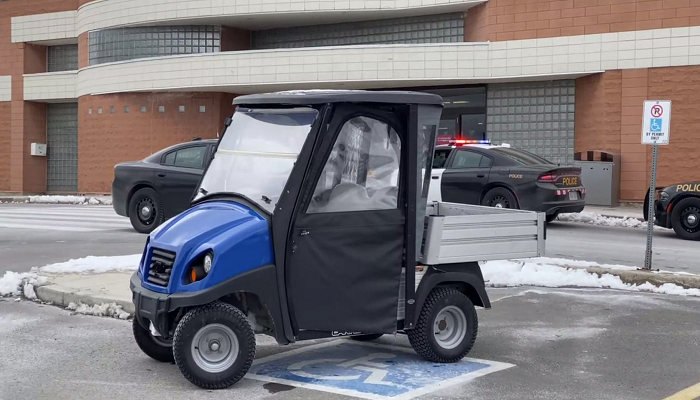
[246,340,514,399]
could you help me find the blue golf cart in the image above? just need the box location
[129,90,544,389]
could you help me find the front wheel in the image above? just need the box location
[173,301,256,389]
[408,287,478,363]
[132,317,174,363]
[670,197,700,241]
[128,187,163,234]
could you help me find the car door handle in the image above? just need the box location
[158,172,166,177]
[432,176,439,180]
[477,174,485,178]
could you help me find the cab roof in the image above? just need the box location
[233,89,444,107]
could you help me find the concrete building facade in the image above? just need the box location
[1,0,700,201]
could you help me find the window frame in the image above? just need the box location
[160,144,208,169]
[302,112,405,215]
[449,148,493,169]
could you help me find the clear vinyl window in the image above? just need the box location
[307,116,402,214]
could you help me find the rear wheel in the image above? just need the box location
[670,197,700,241]
[132,317,174,363]
[546,213,559,223]
[349,334,384,341]
[481,187,518,209]
[128,187,163,234]
[408,287,478,363]
[173,301,256,389]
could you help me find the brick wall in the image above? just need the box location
[0,0,79,193]
[465,0,700,42]
[78,92,236,193]
[575,65,700,201]
[0,103,9,192]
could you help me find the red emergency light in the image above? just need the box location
[449,139,491,146]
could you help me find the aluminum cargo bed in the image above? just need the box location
[419,201,545,265]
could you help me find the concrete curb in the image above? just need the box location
[581,266,700,289]
[35,284,134,315]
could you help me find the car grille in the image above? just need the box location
[147,248,176,287]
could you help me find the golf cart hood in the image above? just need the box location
[140,200,273,294]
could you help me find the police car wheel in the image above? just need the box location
[173,301,256,389]
[132,317,174,363]
[128,187,163,234]
[670,197,700,241]
[408,287,478,363]
[349,334,384,341]
[482,187,518,209]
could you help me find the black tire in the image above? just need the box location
[546,213,559,223]
[173,301,256,390]
[481,187,519,209]
[408,287,478,363]
[349,334,384,341]
[128,187,163,234]
[670,197,700,241]
[132,317,174,363]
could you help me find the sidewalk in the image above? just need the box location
[11,255,698,318]
[0,194,112,205]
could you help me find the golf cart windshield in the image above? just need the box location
[193,107,319,213]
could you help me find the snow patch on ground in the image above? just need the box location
[66,302,130,320]
[481,259,700,297]
[0,271,48,298]
[558,211,646,228]
[39,254,141,274]
[25,195,112,205]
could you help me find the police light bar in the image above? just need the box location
[450,139,491,146]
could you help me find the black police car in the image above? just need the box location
[644,180,700,241]
[428,139,586,222]
[111,138,218,233]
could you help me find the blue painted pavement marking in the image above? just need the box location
[246,340,515,400]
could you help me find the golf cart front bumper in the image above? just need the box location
[130,272,174,338]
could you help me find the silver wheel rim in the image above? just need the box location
[191,323,239,373]
[433,305,467,350]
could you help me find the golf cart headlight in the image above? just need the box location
[203,253,213,273]
[660,191,669,201]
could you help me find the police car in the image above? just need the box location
[644,180,700,241]
[427,139,586,222]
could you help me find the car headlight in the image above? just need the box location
[204,253,213,273]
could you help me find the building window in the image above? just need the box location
[124,106,130,113]
[158,106,165,113]
[252,13,464,49]
[140,106,147,113]
[88,25,221,66]
[179,105,185,112]
[199,105,206,113]
[47,44,79,72]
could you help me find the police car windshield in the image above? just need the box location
[194,107,319,213]
[489,147,554,165]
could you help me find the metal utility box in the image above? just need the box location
[574,151,621,207]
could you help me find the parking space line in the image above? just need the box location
[662,381,700,400]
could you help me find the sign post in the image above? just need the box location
[641,100,671,270]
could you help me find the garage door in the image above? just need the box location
[486,80,575,165]
[47,103,79,192]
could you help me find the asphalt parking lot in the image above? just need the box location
[2,287,699,400]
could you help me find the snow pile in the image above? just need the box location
[0,271,48,299]
[27,195,113,205]
[481,259,700,297]
[39,254,141,274]
[557,211,645,228]
[67,301,130,320]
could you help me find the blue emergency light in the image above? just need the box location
[450,139,491,146]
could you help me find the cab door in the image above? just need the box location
[285,106,406,335]
[440,149,492,205]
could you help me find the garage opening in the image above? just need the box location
[47,103,79,192]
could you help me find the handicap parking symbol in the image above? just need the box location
[246,340,514,400]
[650,118,663,133]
